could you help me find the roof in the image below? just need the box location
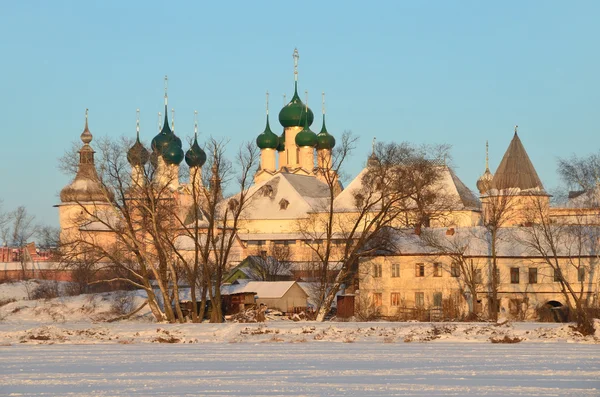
[334,165,480,212]
[231,172,330,220]
[377,226,600,258]
[491,133,544,192]
[222,281,307,299]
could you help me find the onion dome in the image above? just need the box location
[295,120,317,147]
[476,141,494,195]
[127,111,150,166]
[256,115,279,149]
[152,110,175,154]
[279,82,314,128]
[163,140,184,165]
[185,136,207,168]
[316,114,335,150]
[276,130,285,152]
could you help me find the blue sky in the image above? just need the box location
[1,1,598,227]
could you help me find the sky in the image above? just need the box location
[0,0,598,227]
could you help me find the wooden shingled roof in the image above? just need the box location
[491,133,544,191]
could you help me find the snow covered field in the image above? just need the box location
[1,342,599,396]
[1,282,599,396]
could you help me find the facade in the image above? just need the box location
[56,51,599,320]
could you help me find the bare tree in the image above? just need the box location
[245,244,293,281]
[168,138,259,323]
[518,195,597,335]
[479,190,520,320]
[58,136,184,322]
[300,134,451,321]
[420,229,486,318]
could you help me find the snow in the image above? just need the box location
[1,343,598,396]
[224,281,300,299]
[0,281,599,396]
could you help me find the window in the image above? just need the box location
[509,299,523,315]
[510,267,520,284]
[415,292,425,308]
[433,263,442,277]
[373,293,382,307]
[415,263,425,277]
[528,268,538,284]
[390,292,401,307]
[451,262,460,277]
[279,198,289,210]
[433,292,442,307]
[373,263,382,278]
[474,269,482,284]
[391,263,400,278]
[554,268,562,282]
[578,267,585,282]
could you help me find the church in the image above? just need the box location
[57,49,599,321]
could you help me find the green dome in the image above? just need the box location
[163,141,184,165]
[278,82,314,128]
[127,136,150,166]
[256,116,279,149]
[185,137,207,168]
[315,116,336,150]
[152,110,175,154]
[276,131,285,152]
[295,125,317,147]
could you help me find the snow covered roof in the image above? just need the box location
[334,165,480,212]
[230,172,331,220]
[381,226,600,258]
[222,281,307,299]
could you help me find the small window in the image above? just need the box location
[391,263,400,278]
[510,267,520,284]
[279,198,289,210]
[509,299,523,316]
[354,193,365,208]
[373,293,382,307]
[578,267,585,282]
[450,262,460,277]
[373,263,382,278]
[474,269,482,284]
[554,268,562,282]
[262,185,274,197]
[433,263,442,277]
[415,263,425,277]
[390,292,401,307]
[415,292,425,308]
[227,198,239,211]
[528,268,538,284]
[433,292,442,307]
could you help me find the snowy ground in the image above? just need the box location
[1,343,599,396]
[1,281,599,396]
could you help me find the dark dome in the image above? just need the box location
[127,137,150,166]
[277,131,285,152]
[152,111,175,154]
[185,137,207,168]
[315,116,335,150]
[163,141,184,165]
[256,116,279,149]
[295,125,317,147]
[278,82,314,128]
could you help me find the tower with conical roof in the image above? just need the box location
[151,76,183,190]
[58,110,113,232]
[482,126,549,226]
